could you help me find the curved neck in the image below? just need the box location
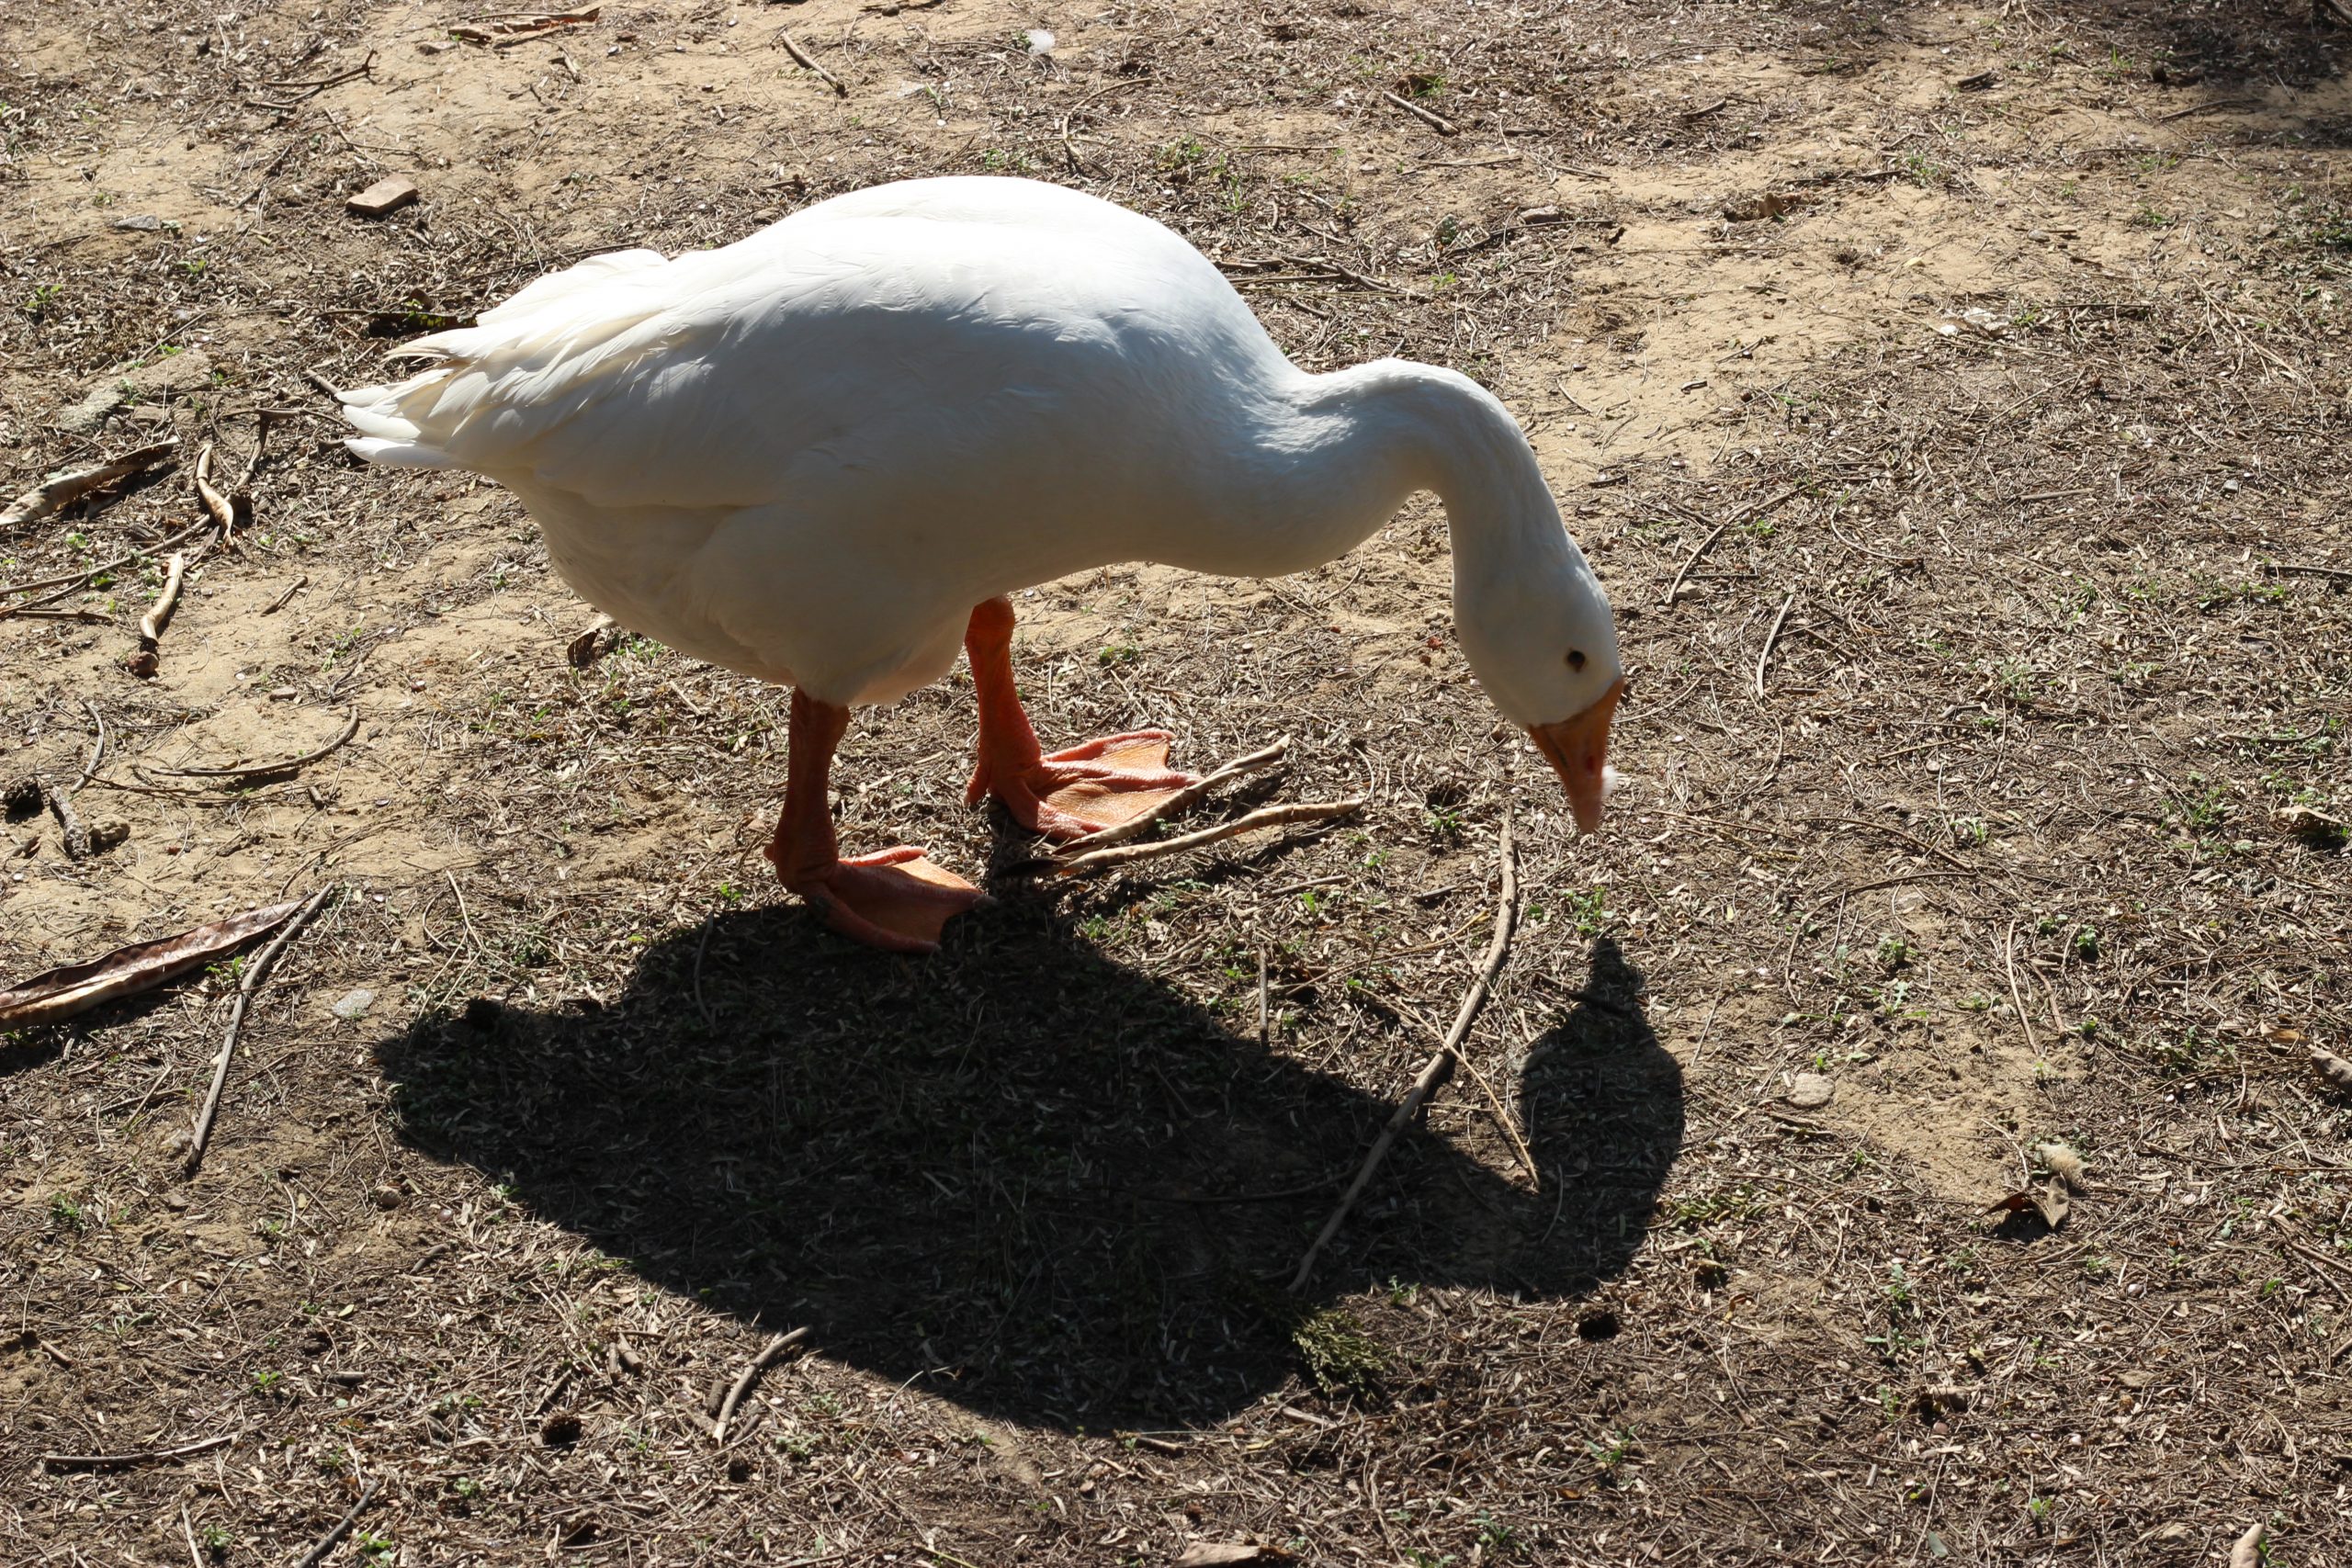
[1271,359,1572,591]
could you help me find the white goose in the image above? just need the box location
[340,177,1623,953]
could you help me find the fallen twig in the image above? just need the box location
[40,1433,235,1472]
[712,1328,810,1443]
[451,7,601,46]
[289,1478,378,1568]
[126,551,187,677]
[1047,798,1363,877]
[193,442,236,544]
[1054,737,1290,856]
[0,898,304,1031]
[774,28,846,95]
[74,700,107,794]
[0,439,179,532]
[40,777,88,860]
[2263,560,2352,582]
[149,709,360,782]
[186,886,334,1179]
[0,514,213,607]
[1290,815,1518,1292]
[1663,484,1805,605]
[1755,589,1797,698]
[262,574,308,615]
[1381,88,1455,136]
[250,51,374,108]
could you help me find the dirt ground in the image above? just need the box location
[5,0,2351,1562]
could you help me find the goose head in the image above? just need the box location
[1453,539,1623,836]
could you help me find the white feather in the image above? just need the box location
[338,176,1620,716]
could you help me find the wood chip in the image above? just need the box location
[346,176,420,217]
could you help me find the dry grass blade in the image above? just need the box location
[184,886,335,1179]
[1289,814,1517,1292]
[0,898,302,1032]
[1053,736,1290,856]
[1755,589,1796,698]
[0,439,178,532]
[148,709,360,781]
[1662,485,1805,605]
[1047,798,1362,876]
[711,1327,811,1443]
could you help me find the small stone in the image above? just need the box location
[369,1186,403,1210]
[331,987,377,1020]
[112,214,164,231]
[88,820,130,852]
[347,175,420,218]
[269,686,298,701]
[1787,1072,1835,1109]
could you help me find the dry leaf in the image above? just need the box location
[2313,1052,2352,1093]
[2034,1142,2089,1191]
[1175,1547,1283,1567]
[2229,1521,2265,1568]
[0,899,303,1032]
[451,6,602,45]
[1986,1179,2067,1230]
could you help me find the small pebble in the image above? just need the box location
[331,987,377,1020]
[1787,1072,1835,1109]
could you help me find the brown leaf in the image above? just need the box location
[1986,1179,2067,1230]
[0,899,303,1032]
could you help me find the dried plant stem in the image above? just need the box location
[1055,736,1291,856]
[129,551,188,675]
[1049,798,1362,877]
[0,514,213,605]
[1381,88,1455,135]
[185,886,334,1179]
[40,776,89,860]
[1664,484,1805,605]
[712,1327,810,1443]
[1291,815,1518,1292]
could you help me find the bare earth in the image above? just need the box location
[4,0,2350,1563]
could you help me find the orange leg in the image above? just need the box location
[963,595,1201,839]
[764,689,983,954]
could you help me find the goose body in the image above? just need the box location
[342,177,1623,951]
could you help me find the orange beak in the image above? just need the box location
[1526,677,1623,836]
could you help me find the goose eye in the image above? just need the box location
[1565,649,1588,671]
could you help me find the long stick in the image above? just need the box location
[128,551,188,675]
[1053,737,1290,856]
[1290,815,1519,1292]
[712,1327,809,1443]
[290,1478,378,1568]
[1048,798,1362,877]
[1662,484,1805,605]
[150,709,360,781]
[0,439,179,532]
[775,28,845,95]
[193,442,235,543]
[40,1432,234,1472]
[185,886,334,1179]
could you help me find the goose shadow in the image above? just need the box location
[374,901,1682,1428]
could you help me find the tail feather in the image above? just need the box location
[338,246,676,474]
